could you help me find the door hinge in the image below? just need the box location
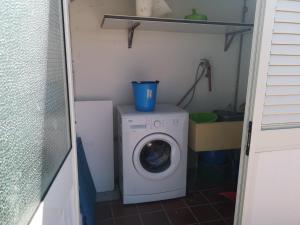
[246,121,252,156]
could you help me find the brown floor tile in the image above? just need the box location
[202,189,231,204]
[202,220,227,225]
[167,208,197,225]
[213,203,235,219]
[141,211,170,225]
[184,192,209,206]
[137,201,162,213]
[162,198,187,210]
[111,201,138,218]
[114,215,142,225]
[95,218,114,225]
[191,205,221,223]
[194,183,221,191]
[95,202,113,221]
[225,217,234,225]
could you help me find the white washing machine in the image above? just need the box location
[117,104,188,204]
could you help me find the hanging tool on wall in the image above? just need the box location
[177,59,212,109]
[206,62,212,92]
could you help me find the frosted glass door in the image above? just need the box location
[0,0,71,224]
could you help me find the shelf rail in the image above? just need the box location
[101,15,254,51]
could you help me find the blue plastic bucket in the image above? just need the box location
[132,81,159,112]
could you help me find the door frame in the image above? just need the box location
[29,0,80,224]
[234,0,276,224]
[64,0,81,223]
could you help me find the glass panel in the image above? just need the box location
[0,0,71,225]
[140,140,171,173]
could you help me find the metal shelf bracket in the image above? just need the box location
[224,28,251,51]
[128,22,141,48]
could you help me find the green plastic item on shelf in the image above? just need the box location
[190,112,218,123]
[184,8,208,21]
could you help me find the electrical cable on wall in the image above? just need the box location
[177,59,212,109]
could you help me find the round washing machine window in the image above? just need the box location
[133,133,181,180]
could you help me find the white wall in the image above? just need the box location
[75,101,114,192]
[70,0,256,113]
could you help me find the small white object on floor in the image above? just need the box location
[152,0,172,17]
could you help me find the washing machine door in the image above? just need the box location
[133,133,181,180]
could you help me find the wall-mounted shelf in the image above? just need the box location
[101,15,254,50]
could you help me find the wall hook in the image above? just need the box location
[128,22,141,48]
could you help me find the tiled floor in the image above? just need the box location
[94,187,235,225]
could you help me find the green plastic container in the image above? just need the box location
[184,8,208,21]
[190,112,218,123]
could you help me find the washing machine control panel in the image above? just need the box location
[128,118,181,131]
[153,120,161,128]
[129,124,147,129]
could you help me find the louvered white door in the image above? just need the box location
[238,0,300,225]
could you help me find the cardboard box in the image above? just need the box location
[188,120,244,152]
